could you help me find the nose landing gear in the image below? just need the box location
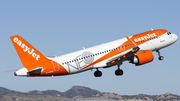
[156,50,164,60]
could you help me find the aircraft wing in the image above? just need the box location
[106,46,140,67]
[105,36,140,68]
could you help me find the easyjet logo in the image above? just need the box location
[13,37,40,61]
[134,33,157,42]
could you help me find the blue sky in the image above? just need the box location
[0,0,180,95]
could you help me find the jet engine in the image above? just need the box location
[130,50,154,66]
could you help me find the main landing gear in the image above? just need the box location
[94,61,124,77]
[156,50,164,60]
[115,69,123,76]
[115,61,123,76]
[94,69,102,77]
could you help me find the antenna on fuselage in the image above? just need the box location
[151,28,153,31]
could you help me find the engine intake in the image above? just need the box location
[130,50,154,66]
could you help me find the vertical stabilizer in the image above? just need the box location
[10,35,48,68]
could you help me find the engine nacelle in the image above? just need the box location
[130,50,154,66]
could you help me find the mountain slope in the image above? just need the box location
[28,86,100,98]
[1,86,180,101]
[63,86,100,98]
[0,87,18,94]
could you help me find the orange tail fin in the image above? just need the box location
[10,35,48,68]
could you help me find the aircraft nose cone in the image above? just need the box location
[173,34,178,42]
[175,34,178,41]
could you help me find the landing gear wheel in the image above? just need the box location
[156,50,164,61]
[94,70,102,77]
[158,56,164,60]
[115,69,123,76]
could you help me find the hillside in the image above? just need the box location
[0,86,180,101]
[28,85,100,98]
[0,87,19,94]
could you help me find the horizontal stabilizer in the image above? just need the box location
[28,67,43,74]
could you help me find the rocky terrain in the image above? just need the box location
[0,86,180,101]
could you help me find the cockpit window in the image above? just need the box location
[167,32,171,35]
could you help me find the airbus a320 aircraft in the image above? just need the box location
[10,29,178,77]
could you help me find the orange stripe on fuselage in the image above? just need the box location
[80,29,168,71]
[131,29,168,46]
[80,34,136,70]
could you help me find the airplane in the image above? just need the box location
[10,29,178,77]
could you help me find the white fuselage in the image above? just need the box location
[11,29,178,77]
[49,33,178,74]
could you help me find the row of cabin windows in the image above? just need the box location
[62,44,132,65]
[136,36,158,44]
[62,36,160,65]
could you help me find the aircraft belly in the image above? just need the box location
[93,61,107,68]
